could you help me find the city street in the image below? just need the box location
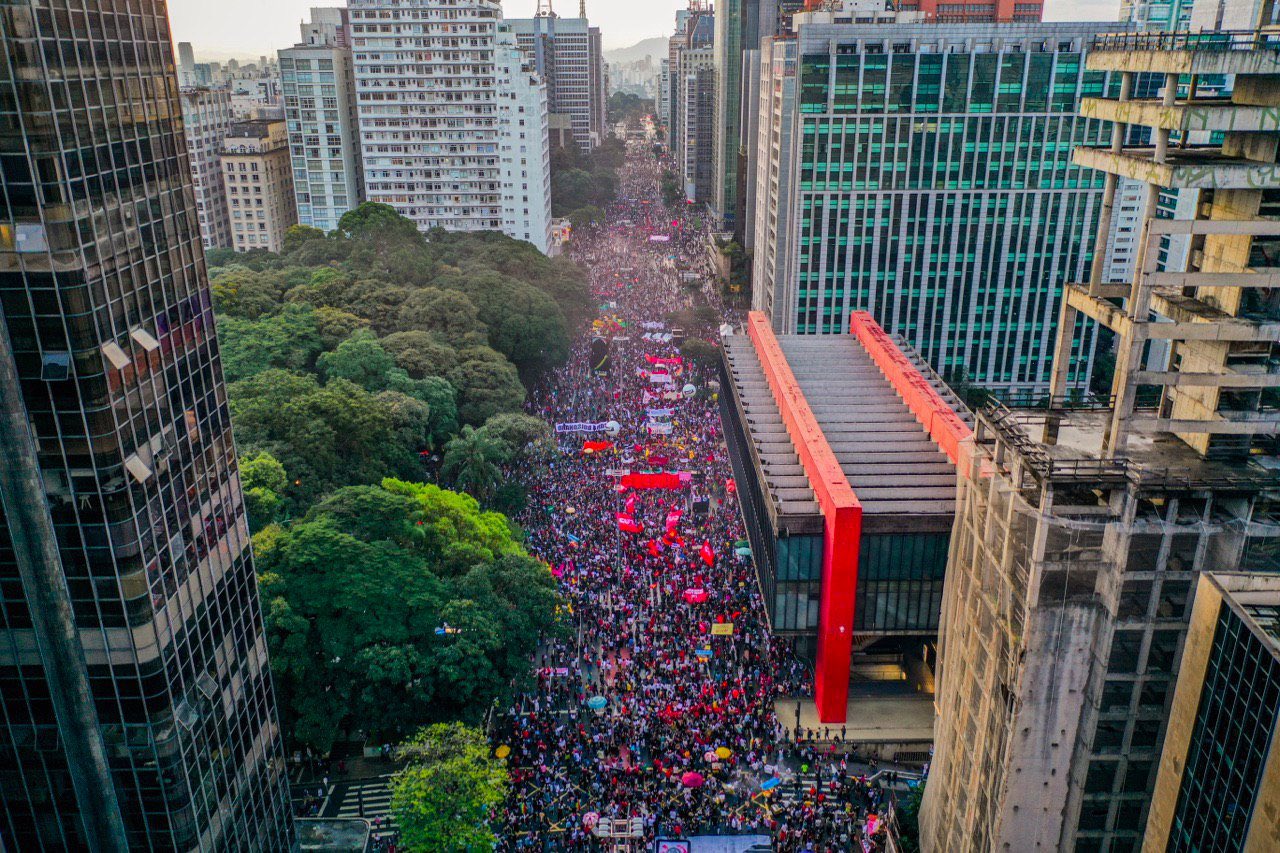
[493,147,891,852]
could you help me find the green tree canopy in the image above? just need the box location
[229,370,422,502]
[439,271,569,375]
[441,425,508,504]
[447,347,526,426]
[389,723,508,853]
[239,451,288,531]
[380,331,459,380]
[256,480,556,750]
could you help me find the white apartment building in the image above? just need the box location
[280,9,365,232]
[504,16,607,152]
[497,28,552,252]
[179,87,234,249]
[348,0,553,252]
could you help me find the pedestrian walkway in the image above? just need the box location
[324,775,398,842]
[493,141,891,852]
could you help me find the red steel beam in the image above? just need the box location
[746,312,860,724]
[849,311,974,472]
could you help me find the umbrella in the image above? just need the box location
[715,746,732,760]
[704,750,718,763]
[761,777,782,791]
[495,745,511,759]
[587,696,608,710]
[681,771,705,788]
[735,547,752,558]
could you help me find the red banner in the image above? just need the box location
[583,440,613,453]
[621,472,683,490]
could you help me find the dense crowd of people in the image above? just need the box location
[493,146,891,851]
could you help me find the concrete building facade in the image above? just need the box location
[180,87,235,250]
[221,120,297,253]
[677,45,716,204]
[280,8,365,233]
[0,2,295,847]
[496,27,553,251]
[505,15,607,152]
[348,0,552,253]
[920,32,1280,853]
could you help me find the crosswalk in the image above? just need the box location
[332,775,399,841]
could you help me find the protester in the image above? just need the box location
[493,145,884,852]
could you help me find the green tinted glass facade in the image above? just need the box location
[764,26,1111,393]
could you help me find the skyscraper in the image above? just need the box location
[180,87,235,250]
[0,2,294,848]
[750,14,1114,394]
[348,0,553,253]
[665,4,715,204]
[920,31,1280,853]
[1143,573,1280,851]
[280,7,365,232]
[178,41,197,88]
[505,13,608,152]
[496,26,553,251]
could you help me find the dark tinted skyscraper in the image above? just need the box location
[0,2,294,849]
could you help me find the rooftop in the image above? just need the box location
[723,313,968,534]
[983,405,1280,491]
[1207,573,1280,656]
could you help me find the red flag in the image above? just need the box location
[665,509,682,535]
[625,494,637,516]
[617,513,642,534]
[647,539,662,557]
[700,541,715,567]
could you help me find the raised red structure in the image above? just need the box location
[746,313,862,723]
[849,311,974,472]
[729,312,969,725]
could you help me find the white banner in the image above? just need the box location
[555,422,608,434]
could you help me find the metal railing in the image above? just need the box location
[1091,29,1280,54]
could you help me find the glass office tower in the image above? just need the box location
[0,2,294,849]
[751,20,1115,393]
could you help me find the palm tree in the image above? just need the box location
[440,425,506,503]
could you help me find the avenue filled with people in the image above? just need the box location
[493,146,891,852]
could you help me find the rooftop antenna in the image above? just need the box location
[580,0,587,19]
[536,0,555,17]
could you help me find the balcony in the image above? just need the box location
[1072,146,1280,190]
[1080,97,1280,134]
[1087,30,1280,76]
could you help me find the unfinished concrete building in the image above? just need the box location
[920,31,1280,853]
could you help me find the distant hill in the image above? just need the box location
[605,37,669,66]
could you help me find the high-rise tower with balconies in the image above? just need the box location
[921,29,1280,853]
[0,2,295,848]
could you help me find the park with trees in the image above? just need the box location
[208,204,579,761]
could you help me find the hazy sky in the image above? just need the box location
[171,0,1122,58]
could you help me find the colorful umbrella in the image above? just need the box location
[587,696,608,710]
[761,777,782,791]
[495,745,511,759]
[715,746,732,760]
[681,771,705,788]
